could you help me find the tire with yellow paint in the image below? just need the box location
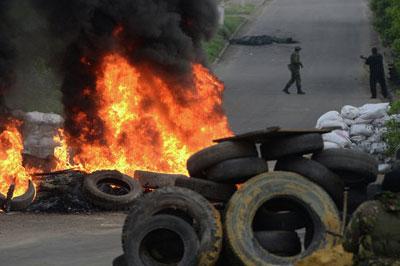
[224,171,341,266]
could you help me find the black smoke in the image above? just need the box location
[30,0,219,146]
[0,0,16,113]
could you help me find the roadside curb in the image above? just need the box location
[212,0,270,65]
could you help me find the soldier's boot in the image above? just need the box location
[297,89,305,95]
[282,88,290,94]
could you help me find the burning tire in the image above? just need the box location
[124,215,200,266]
[82,170,142,210]
[204,157,268,184]
[0,180,36,211]
[174,177,236,202]
[224,172,341,265]
[312,149,378,186]
[134,170,185,189]
[275,157,344,207]
[254,231,302,257]
[187,141,257,177]
[122,187,223,265]
[260,133,323,160]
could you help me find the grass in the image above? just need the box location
[204,3,256,62]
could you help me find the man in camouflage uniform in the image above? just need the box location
[343,170,400,266]
[283,46,305,95]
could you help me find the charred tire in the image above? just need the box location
[83,170,142,210]
[224,171,341,265]
[134,170,186,189]
[253,207,308,231]
[254,231,302,257]
[124,215,199,266]
[174,177,236,202]
[204,157,268,184]
[187,141,257,177]
[260,134,323,160]
[275,157,344,207]
[0,180,36,211]
[112,254,127,266]
[312,149,378,186]
[122,187,223,266]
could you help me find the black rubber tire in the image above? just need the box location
[312,149,378,186]
[0,180,36,211]
[253,207,308,231]
[187,141,257,177]
[275,157,345,207]
[260,133,323,160]
[124,215,199,266]
[112,254,127,266]
[224,171,341,265]
[254,231,302,257]
[204,157,268,184]
[122,187,223,266]
[348,186,368,215]
[134,170,186,189]
[82,170,142,210]
[367,183,382,200]
[174,177,236,202]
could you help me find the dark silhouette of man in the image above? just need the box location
[283,46,305,95]
[361,48,388,99]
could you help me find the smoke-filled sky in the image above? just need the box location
[0,0,218,114]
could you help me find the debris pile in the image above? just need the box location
[230,35,298,46]
[316,103,396,173]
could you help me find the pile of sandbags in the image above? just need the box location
[316,103,397,173]
[21,111,64,159]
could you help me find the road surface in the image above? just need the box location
[216,0,379,133]
[0,0,381,265]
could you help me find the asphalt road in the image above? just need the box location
[216,0,380,133]
[0,0,380,265]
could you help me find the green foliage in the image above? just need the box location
[204,4,253,62]
[389,99,400,115]
[385,100,400,156]
[370,0,400,81]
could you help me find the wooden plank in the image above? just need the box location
[213,127,280,143]
[213,127,330,143]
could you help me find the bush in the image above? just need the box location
[371,0,400,81]
[385,99,400,155]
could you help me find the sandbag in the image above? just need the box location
[316,111,344,128]
[358,103,389,120]
[322,130,351,148]
[349,124,374,137]
[318,120,348,130]
[341,105,360,120]
[324,142,341,150]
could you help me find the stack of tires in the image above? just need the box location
[116,131,378,265]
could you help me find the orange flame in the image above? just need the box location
[0,119,32,197]
[54,53,231,175]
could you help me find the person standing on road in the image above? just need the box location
[343,171,400,266]
[361,47,389,99]
[283,46,305,95]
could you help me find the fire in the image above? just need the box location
[55,54,231,175]
[0,119,32,197]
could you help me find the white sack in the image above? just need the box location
[350,135,366,143]
[322,130,351,148]
[316,111,343,127]
[370,142,387,154]
[341,105,360,120]
[350,124,374,137]
[324,141,341,150]
[318,120,348,130]
[358,103,389,120]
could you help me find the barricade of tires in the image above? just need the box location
[115,130,378,265]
